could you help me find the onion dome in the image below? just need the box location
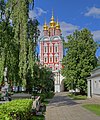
[43,20,48,31]
[50,10,56,28]
[56,19,60,30]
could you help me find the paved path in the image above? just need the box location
[45,92,100,120]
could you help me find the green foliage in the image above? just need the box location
[0,0,40,91]
[33,64,54,94]
[31,115,44,120]
[0,0,19,84]
[26,19,40,93]
[46,91,54,99]
[62,28,97,94]
[0,99,33,120]
[83,104,100,116]
[67,93,87,100]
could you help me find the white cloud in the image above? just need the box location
[60,21,79,42]
[92,30,100,42]
[85,7,100,18]
[29,7,47,20]
[29,10,36,19]
[36,7,47,16]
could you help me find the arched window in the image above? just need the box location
[55,46,58,52]
[54,43,58,53]
[44,46,46,53]
[55,56,58,62]
[50,57,52,62]
[44,57,47,63]
[50,46,52,52]
[56,57,57,62]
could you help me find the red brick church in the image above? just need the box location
[39,11,64,92]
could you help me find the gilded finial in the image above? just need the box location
[51,9,54,21]
[56,17,60,29]
[43,18,48,31]
[50,9,55,28]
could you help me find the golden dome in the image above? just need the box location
[43,20,48,31]
[50,10,56,28]
[56,20,60,29]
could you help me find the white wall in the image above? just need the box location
[92,76,100,95]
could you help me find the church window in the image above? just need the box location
[55,46,58,52]
[50,57,52,62]
[44,57,47,63]
[55,57,58,62]
[56,46,57,52]
[44,46,46,53]
[50,46,52,52]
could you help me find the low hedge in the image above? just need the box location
[0,99,33,120]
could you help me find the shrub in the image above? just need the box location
[0,99,33,120]
[46,91,54,99]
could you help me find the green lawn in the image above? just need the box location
[67,93,87,100]
[83,104,100,116]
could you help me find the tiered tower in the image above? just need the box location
[39,11,64,92]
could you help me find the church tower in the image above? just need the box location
[39,11,64,92]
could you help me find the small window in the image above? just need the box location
[50,46,52,52]
[44,58,47,63]
[55,46,58,52]
[55,57,58,62]
[44,46,46,53]
[50,57,52,62]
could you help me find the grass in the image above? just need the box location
[67,93,87,100]
[83,104,100,116]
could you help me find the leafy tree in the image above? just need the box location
[27,19,40,81]
[62,28,97,94]
[0,0,40,93]
[6,0,35,87]
[32,63,54,93]
[0,0,18,86]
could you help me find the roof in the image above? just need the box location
[38,35,63,42]
[87,66,100,80]
[91,66,100,72]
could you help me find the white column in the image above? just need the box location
[91,79,93,97]
[87,80,91,98]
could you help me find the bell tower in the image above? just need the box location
[39,11,64,92]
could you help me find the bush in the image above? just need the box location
[0,99,33,120]
[46,91,54,99]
